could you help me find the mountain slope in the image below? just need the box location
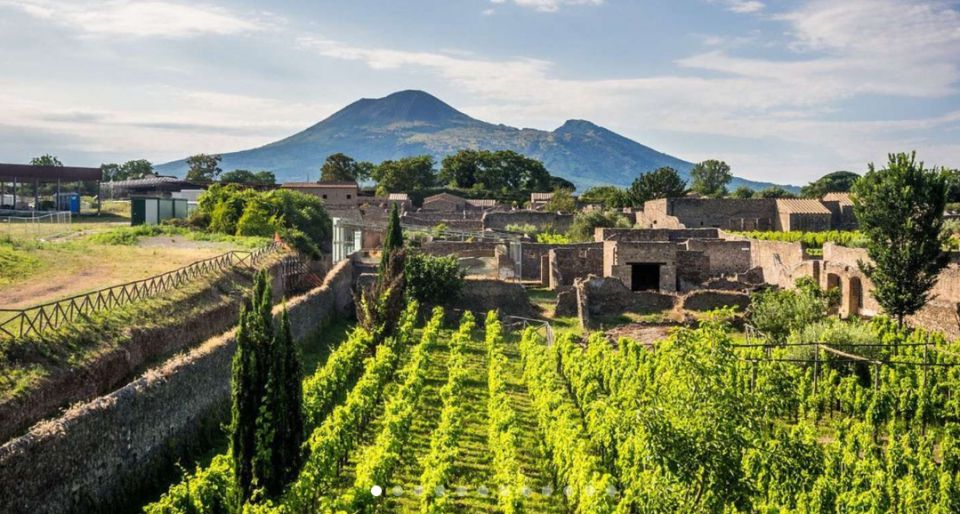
[156,90,795,191]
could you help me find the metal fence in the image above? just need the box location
[0,242,279,340]
[1,210,73,239]
[506,315,555,346]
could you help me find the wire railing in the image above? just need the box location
[506,315,555,346]
[0,242,280,340]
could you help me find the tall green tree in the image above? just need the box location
[730,186,754,199]
[381,203,403,272]
[320,153,373,182]
[629,166,687,205]
[30,154,63,167]
[801,171,860,198]
[185,153,223,183]
[371,155,436,195]
[852,152,949,326]
[690,160,732,198]
[230,271,303,503]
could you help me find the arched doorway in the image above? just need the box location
[847,277,863,317]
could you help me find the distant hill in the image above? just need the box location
[156,90,796,192]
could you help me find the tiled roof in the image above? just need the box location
[424,192,465,203]
[466,198,497,207]
[822,192,853,205]
[776,198,831,214]
[283,181,357,189]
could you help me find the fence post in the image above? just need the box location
[813,343,819,395]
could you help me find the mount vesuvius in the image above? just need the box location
[156,90,792,191]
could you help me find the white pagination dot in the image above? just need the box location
[371,485,383,497]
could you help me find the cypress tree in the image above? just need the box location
[277,309,304,483]
[380,203,403,273]
[232,271,305,503]
[230,303,259,504]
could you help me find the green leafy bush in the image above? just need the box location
[405,252,466,306]
[733,230,867,248]
[748,277,835,342]
[567,209,632,242]
[195,184,331,256]
[535,230,571,244]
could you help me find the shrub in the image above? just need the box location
[734,230,867,248]
[748,277,834,342]
[536,230,571,244]
[567,209,631,242]
[195,185,331,256]
[405,252,466,306]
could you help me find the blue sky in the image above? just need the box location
[0,0,957,185]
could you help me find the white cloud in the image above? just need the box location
[0,0,263,38]
[730,1,764,12]
[299,0,960,182]
[709,0,765,13]
[489,0,603,13]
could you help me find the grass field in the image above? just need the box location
[0,220,268,310]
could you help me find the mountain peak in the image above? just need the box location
[556,119,602,132]
[322,89,477,128]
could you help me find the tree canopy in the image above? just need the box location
[579,185,631,209]
[544,187,577,213]
[220,169,276,186]
[629,166,687,205]
[185,154,223,183]
[30,154,62,167]
[754,186,796,199]
[801,171,860,198]
[100,159,154,182]
[438,149,551,194]
[852,152,948,326]
[370,156,436,196]
[320,153,374,182]
[690,160,732,198]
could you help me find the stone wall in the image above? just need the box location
[509,242,601,282]
[420,240,499,257]
[548,246,604,289]
[685,239,753,275]
[596,227,720,242]
[603,240,679,292]
[680,290,751,312]
[750,239,807,288]
[0,260,297,444]
[573,275,677,329]
[482,211,574,232]
[642,198,777,231]
[636,199,683,229]
[449,279,534,317]
[0,258,356,514]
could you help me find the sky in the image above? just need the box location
[0,0,958,186]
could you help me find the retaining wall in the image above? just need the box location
[0,258,355,514]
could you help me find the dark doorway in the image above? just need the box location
[630,263,661,291]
